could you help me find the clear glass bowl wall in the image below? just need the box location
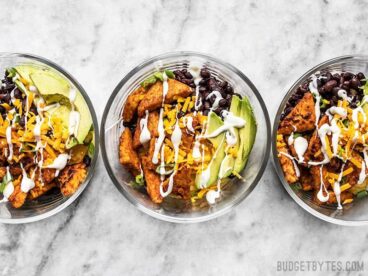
[0,53,99,223]
[273,55,368,226]
[102,52,270,223]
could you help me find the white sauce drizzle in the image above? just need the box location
[288,132,294,146]
[279,152,300,177]
[206,91,223,109]
[206,178,221,204]
[184,116,195,133]
[189,65,202,110]
[20,164,35,193]
[358,160,366,185]
[202,111,245,140]
[293,137,308,163]
[337,89,352,102]
[44,153,70,177]
[139,110,151,144]
[317,166,329,202]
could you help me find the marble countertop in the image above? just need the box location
[1,0,368,275]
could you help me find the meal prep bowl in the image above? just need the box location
[0,53,99,223]
[273,55,368,226]
[101,52,271,223]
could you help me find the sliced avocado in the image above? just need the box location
[14,65,39,84]
[30,71,93,144]
[218,96,242,178]
[195,112,226,189]
[233,96,257,174]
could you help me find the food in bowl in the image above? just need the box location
[277,70,368,209]
[119,66,257,205]
[0,65,94,208]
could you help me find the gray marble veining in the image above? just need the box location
[0,0,368,275]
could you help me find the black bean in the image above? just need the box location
[333,73,341,82]
[203,110,209,116]
[204,101,211,110]
[332,87,340,96]
[30,105,38,115]
[0,93,10,103]
[13,88,22,99]
[19,116,25,127]
[200,69,211,78]
[189,82,196,88]
[199,86,207,93]
[343,80,351,88]
[184,72,192,79]
[234,93,242,98]
[324,80,337,92]
[177,111,185,118]
[357,72,365,80]
[209,96,215,104]
[226,86,234,94]
[226,94,232,100]
[343,72,353,80]
[325,72,332,81]
[204,92,210,99]
[351,77,360,89]
[220,81,228,88]
[219,99,227,107]
[199,79,207,86]
[83,155,92,166]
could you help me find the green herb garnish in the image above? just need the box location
[130,174,145,189]
[164,70,175,78]
[357,190,368,199]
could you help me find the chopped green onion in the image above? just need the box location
[140,75,157,88]
[154,72,163,82]
[357,190,368,199]
[291,182,302,191]
[293,133,302,139]
[155,164,174,175]
[130,174,145,189]
[164,70,175,78]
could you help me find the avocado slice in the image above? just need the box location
[218,96,242,178]
[14,65,39,84]
[233,96,257,174]
[29,70,93,144]
[195,112,226,189]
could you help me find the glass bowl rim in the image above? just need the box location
[100,51,271,223]
[272,54,368,226]
[0,52,100,224]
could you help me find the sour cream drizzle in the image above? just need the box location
[202,111,245,143]
[206,91,223,109]
[317,165,329,202]
[44,153,70,177]
[20,164,35,193]
[189,65,202,110]
[293,136,308,163]
[152,72,169,164]
[139,110,151,144]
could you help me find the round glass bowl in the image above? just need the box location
[273,55,368,226]
[101,52,271,223]
[0,53,99,224]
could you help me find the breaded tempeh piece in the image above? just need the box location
[304,115,329,163]
[123,87,146,122]
[8,178,27,208]
[28,181,57,200]
[133,118,142,149]
[276,132,299,184]
[119,128,141,176]
[141,156,162,204]
[58,163,87,196]
[148,111,159,137]
[310,165,329,190]
[137,79,192,117]
[133,111,159,149]
[172,166,194,200]
[279,92,316,135]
